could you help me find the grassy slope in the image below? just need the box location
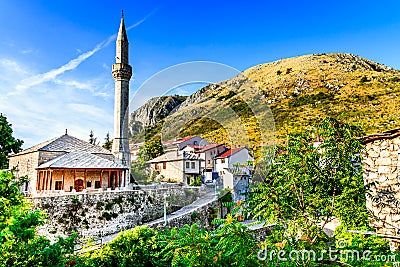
[143,53,400,155]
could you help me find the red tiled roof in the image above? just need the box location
[215,147,246,159]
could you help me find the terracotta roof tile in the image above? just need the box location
[215,147,246,159]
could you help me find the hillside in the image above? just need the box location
[131,53,400,155]
[129,95,187,142]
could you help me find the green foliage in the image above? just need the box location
[102,132,112,151]
[360,75,370,83]
[105,202,113,210]
[289,91,334,107]
[160,218,260,266]
[0,114,23,169]
[80,226,162,267]
[0,170,77,266]
[216,90,236,101]
[189,175,202,186]
[78,216,262,267]
[244,117,392,265]
[131,138,164,184]
[250,117,367,231]
[143,138,164,160]
[95,202,104,210]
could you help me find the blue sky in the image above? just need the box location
[1,0,400,148]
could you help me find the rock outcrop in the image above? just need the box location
[129,95,187,138]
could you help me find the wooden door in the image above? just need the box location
[74,179,84,192]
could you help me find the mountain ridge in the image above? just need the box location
[129,53,400,152]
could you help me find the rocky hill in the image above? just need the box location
[130,53,400,155]
[129,95,187,141]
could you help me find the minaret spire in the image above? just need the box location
[112,12,132,184]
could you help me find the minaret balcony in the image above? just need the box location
[112,63,132,80]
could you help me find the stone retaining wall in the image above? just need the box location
[29,184,205,240]
[148,199,220,230]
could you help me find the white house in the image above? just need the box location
[182,143,226,180]
[214,147,254,176]
[222,167,252,202]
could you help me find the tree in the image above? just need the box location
[130,138,164,184]
[0,170,76,266]
[143,137,164,160]
[247,117,392,265]
[102,132,112,151]
[0,114,23,169]
[250,118,368,232]
[89,130,98,145]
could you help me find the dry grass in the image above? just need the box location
[148,53,400,154]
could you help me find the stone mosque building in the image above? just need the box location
[9,14,132,196]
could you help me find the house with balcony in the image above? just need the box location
[182,143,227,181]
[147,150,203,184]
[214,147,254,176]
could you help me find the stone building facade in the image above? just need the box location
[9,132,128,196]
[363,128,400,240]
[147,150,203,184]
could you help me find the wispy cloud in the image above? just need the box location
[16,10,156,91]
[20,49,31,54]
[0,59,114,148]
[17,43,103,90]
[53,78,112,99]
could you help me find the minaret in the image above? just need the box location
[112,11,132,170]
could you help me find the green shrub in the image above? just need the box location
[105,202,113,211]
[102,212,112,221]
[360,76,369,83]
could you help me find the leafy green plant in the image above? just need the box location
[0,170,77,266]
[189,176,202,186]
[105,202,113,211]
[0,114,23,169]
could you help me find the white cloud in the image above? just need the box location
[16,43,103,90]
[0,58,114,148]
[16,11,155,91]
[20,49,34,54]
[53,79,112,99]
[0,10,157,148]
[0,58,28,75]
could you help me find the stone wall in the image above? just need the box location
[28,184,205,241]
[9,151,39,194]
[363,129,400,241]
[148,198,220,230]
